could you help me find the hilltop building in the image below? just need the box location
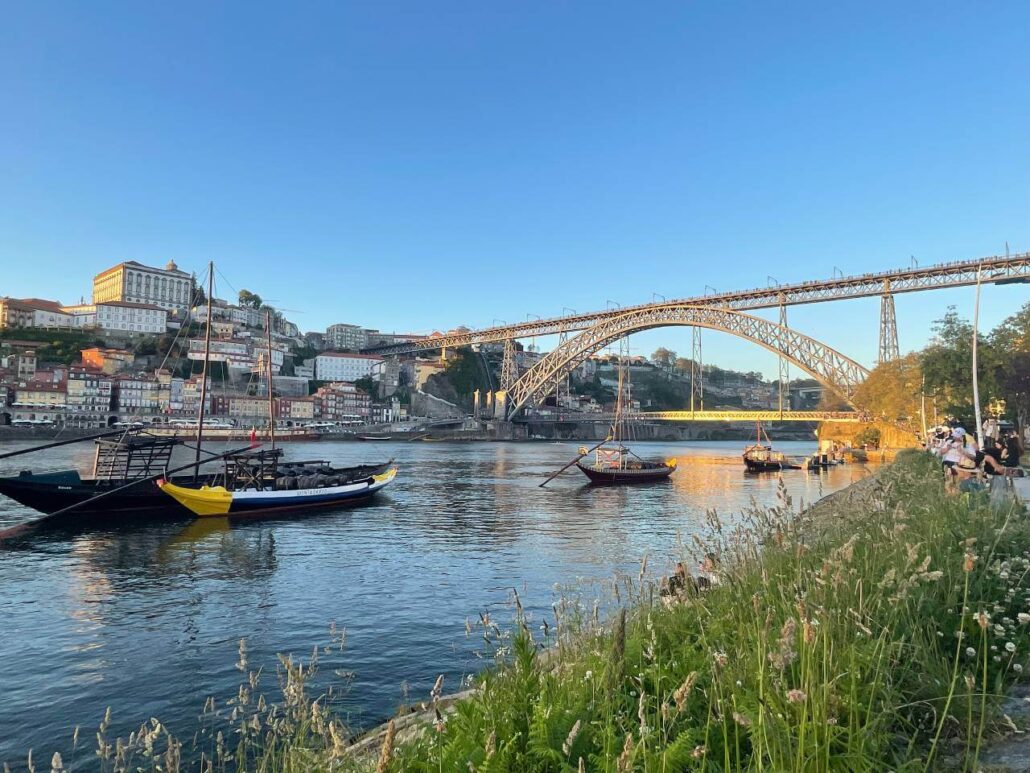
[92,260,193,311]
[314,352,383,382]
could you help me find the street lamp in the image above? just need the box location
[704,285,717,296]
[652,292,666,303]
[606,300,621,310]
[767,275,778,287]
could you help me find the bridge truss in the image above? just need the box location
[502,306,870,418]
[364,252,1029,356]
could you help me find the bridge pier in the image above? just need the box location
[879,280,900,363]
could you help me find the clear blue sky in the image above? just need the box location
[2,2,1027,376]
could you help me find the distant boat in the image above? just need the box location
[743,422,801,472]
[575,350,675,485]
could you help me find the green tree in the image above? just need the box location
[921,307,1000,425]
[238,289,263,309]
[354,375,378,398]
[851,353,923,425]
[990,302,1030,430]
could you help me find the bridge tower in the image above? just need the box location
[500,338,518,392]
[690,327,704,412]
[878,279,900,363]
[778,294,790,413]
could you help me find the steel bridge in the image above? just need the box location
[361,251,1028,420]
[365,252,1029,356]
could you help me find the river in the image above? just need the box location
[0,438,869,764]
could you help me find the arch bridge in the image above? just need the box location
[498,305,869,418]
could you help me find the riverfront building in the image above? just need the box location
[314,352,383,382]
[92,260,193,311]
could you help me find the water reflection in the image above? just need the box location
[0,439,869,762]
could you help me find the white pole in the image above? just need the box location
[972,263,984,449]
[920,375,928,444]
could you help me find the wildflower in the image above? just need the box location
[713,651,728,667]
[584,670,592,681]
[964,553,976,573]
[691,745,706,759]
[976,611,990,630]
[1018,613,1030,625]
[965,674,976,690]
[768,618,797,669]
[827,717,838,726]
[733,712,751,728]
[966,647,977,657]
[786,689,807,703]
[1007,642,1017,653]
[1015,664,1024,673]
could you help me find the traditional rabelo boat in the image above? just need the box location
[573,353,676,485]
[157,272,397,517]
[158,449,396,516]
[742,422,801,473]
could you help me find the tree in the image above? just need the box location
[921,307,1001,425]
[851,353,923,426]
[238,289,263,309]
[673,357,694,376]
[651,348,676,369]
[354,375,378,399]
[990,302,1030,431]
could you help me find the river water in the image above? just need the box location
[0,439,869,764]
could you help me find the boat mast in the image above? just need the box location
[265,310,276,450]
[194,261,214,476]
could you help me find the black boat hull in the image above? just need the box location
[0,471,193,519]
[576,462,674,485]
[743,458,802,472]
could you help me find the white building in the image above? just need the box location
[315,353,383,382]
[63,301,168,334]
[92,260,194,311]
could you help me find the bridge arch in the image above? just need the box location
[504,305,869,417]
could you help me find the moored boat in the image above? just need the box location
[573,347,676,485]
[158,449,396,517]
[576,449,675,484]
[743,422,801,472]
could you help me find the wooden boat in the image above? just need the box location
[576,447,676,484]
[158,448,396,517]
[743,422,801,472]
[575,348,675,485]
[0,433,197,520]
[158,301,397,517]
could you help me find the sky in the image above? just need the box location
[1,1,1028,377]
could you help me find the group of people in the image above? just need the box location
[927,423,1024,483]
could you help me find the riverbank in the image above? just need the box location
[359,452,1030,771]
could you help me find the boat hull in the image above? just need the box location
[743,458,801,472]
[576,462,674,485]
[0,471,196,519]
[159,468,398,517]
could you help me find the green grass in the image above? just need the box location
[26,452,1030,771]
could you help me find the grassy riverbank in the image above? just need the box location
[38,452,1030,771]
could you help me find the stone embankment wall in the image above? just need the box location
[411,390,465,420]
